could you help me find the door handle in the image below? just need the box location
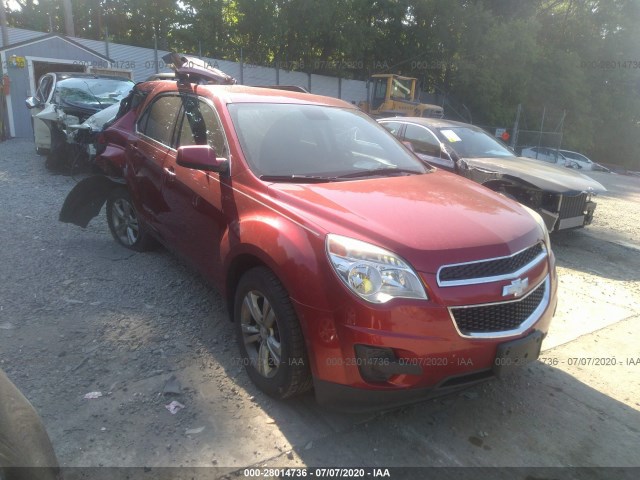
[129,142,142,156]
[164,166,176,182]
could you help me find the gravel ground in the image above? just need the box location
[0,139,270,469]
[1,138,639,477]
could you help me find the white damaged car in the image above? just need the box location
[26,73,133,170]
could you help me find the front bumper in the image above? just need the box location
[313,368,495,412]
[293,263,558,410]
[313,329,547,412]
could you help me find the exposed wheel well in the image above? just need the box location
[225,254,268,320]
[483,180,528,203]
[482,179,511,192]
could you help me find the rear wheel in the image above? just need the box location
[106,188,156,251]
[234,267,312,399]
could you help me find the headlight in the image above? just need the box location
[326,234,428,303]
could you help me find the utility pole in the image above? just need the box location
[105,25,110,61]
[153,30,159,74]
[0,0,9,48]
[556,110,566,152]
[511,104,521,149]
[535,106,546,159]
[62,0,75,37]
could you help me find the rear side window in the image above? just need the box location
[138,96,182,146]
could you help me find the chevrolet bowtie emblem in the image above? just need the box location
[502,278,529,297]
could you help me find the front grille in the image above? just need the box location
[450,279,547,335]
[559,193,587,219]
[438,243,545,285]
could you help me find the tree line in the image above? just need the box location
[7,0,640,168]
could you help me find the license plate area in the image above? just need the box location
[493,330,543,377]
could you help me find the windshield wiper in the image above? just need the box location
[259,174,336,183]
[81,80,104,108]
[336,167,423,179]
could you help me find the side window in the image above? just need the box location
[380,121,403,136]
[404,124,441,158]
[138,96,182,146]
[544,149,558,162]
[176,98,228,157]
[137,108,151,133]
[373,78,387,100]
[36,75,53,103]
[177,102,198,147]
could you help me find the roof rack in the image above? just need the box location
[253,85,310,93]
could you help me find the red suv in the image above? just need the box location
[60,60,557,409]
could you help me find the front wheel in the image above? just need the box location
[106,188,156,251]
[234,267,312,399]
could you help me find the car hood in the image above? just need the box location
[267,171,542,274]
[79,103,120,131]
[463,156,606,194]
[35,101,106,127]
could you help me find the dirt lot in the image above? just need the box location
[0,139,639,479]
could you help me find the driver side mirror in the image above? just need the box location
[176,145,228,173]
[25,97,43,109]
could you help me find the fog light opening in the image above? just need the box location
[354,345,397,382]
[354,345,423,383]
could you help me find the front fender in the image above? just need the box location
[221,218,338,379]
[59,175,124,228]
[222,215,339,310]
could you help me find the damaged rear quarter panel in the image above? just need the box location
[96,143,128,177]
[59,86,153,228]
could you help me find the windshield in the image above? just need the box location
[228,104,427,180]
[391,77,413,100]
[55,77,134,110]
[438,127,515,159]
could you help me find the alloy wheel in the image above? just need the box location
[240,290,282,378]
[110,198,139,246]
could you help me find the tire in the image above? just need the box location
[106,188,156,251]
[234,267,312,399]
[0,369,60,478]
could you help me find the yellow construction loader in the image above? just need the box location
[359,73,443,118]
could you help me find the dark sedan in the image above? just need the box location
[379,117,606,232]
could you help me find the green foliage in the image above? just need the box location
[5,0,639,167]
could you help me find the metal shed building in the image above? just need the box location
[0,34,115,138]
